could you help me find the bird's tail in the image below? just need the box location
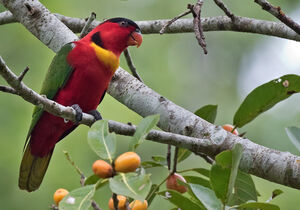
[18,145,53,192]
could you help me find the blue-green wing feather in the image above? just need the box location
[24,43,74,148]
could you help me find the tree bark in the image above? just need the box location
[1,0,300,190]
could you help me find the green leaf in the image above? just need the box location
[146,184,159,206]
[87,120,116,163]
[109,172,151,201]
[84,175,108,190]
[265,189,283,202]
[192,168,210,178]
[129,114,160,151]
[215,150,232,167]
[237,202,280,210]
[272,189,283,199]
[184,176,211,189]
[228,171,257,205]
[151,155,166,163]
[194,104,218,124]
[59,185,95,210]
[234,74,300,127]
[210,163,230,202]
[84,174,100,186]
[227,144,244,202]
[210,144,243,204]
[285,126,300,152]
[188,184,223,210]
[141,161,165,169]
[177,148,192,163]
[158,190,205,210]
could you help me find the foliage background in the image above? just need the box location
[1,0,300,209]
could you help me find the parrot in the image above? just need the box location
[18,17,143,192]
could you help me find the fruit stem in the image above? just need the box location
[231,125,238,134]
[145,176,169,201]
[172,147,179,174]
[167,144,171,170]
[112,193,119,210]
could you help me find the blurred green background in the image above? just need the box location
[1,0,300,209]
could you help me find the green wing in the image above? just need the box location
[25,43,74,147]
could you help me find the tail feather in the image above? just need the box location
[19,146,53,192]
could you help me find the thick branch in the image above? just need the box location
[1,11,300,42]
[108,68,300,189]
[0,1,77,52]
[2,0,300,190]
[0,56,216,157]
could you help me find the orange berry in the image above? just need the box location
[53,188,69,206]
[129,200,148,210]
[114,152,141,173]
[108,195,127,210]
[222,124,238,135]
[166,173,188,193]
[92,160,113,178]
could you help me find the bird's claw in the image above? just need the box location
[71,104,83,123]
[88,109,102,121]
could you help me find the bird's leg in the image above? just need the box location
[88,109,102,121]
[71,104,83,123]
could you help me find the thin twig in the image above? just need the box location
[145,176,169,200]
[1,11,300,42]
[172,147,179,173]
[194,152,214,164]
[123,49,143,82]
[213,0,236,21]
[18,66,29,81]
[91,201,102,210]
[167,145,171,171]
[79,12,96,39]
[112,193,119,210]
[63,151,102,210]
[0,85,18,95]
[63,150,84,177]
[254,0,300,35]
[159,10,192,34]
[188,0,208,54]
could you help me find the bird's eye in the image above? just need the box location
[119,21,128,27]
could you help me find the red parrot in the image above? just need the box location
[19,17,143,192]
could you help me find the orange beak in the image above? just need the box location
[128,31,143,48]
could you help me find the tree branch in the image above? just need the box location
[79,12,96,39]
[159,10,191,34]
[108,69,300,190]
[0,1,77,52]
[2,0,300,190]
[123,49,143,82]
[1,11,300,42]
[254,0,300,35]
[0,85,18,95]
[188,0,208,54]
[213,0,236,21]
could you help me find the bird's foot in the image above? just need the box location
[71,104,83,123]
[88,109,102,121]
